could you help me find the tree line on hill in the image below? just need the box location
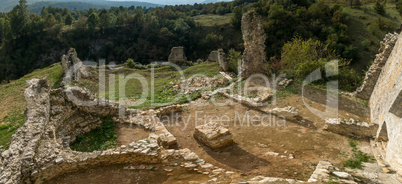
[0,0,400,91]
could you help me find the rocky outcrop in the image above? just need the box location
[355,33,398,100]
[240,11,268,79]
[61,48,92,83]
[324,118,378,139]
[194,122,234,149]
[168,47,187,64]
[208,49,228,71]
[0,79,50,184]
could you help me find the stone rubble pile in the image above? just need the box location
[174,77,228,94]
[194,122,234,149]
[324,118,378,139]
[308,161,356,183]
[269,106,299,120]
[278,78,293,88]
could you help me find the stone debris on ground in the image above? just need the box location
[173,77,228,95]
[269,106,299,120]
[194,122,234,149]
[278,78,293,88]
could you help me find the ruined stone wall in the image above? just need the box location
[0,79,50,184]
[355,33,399,100]
[370,32,402,175]
[168,47,187,64]
[240,11,268,79]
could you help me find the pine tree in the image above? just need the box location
[65,13,74,25]
[374,1,386,15]
[9,0,30,37]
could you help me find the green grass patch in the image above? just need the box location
[193,14,232,26]
[344,139,374,169]
[70,116,117,152]
[276,86,299,99]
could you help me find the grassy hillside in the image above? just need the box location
[343,3,402,73]
[194,13,232,26]
[0,63,63,149]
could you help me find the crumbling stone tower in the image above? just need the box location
[240,10,268,79]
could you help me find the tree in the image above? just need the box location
[99,11,111,30]
[65,13,74,25]
[374,1,386,15]
[45,14,57,27]
[87,13,99,31]
[9,0,30,37]
[396,1,402,16]
[231,6,242,28]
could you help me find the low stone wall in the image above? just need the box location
[0,79,50,184]
[324,118,378,139]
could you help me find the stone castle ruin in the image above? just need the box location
[168,46,187,64]
[0,11,402,183]
[240,10,269,78]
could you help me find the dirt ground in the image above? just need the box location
[88,80,372,182]
[159,81,371,180]
[46,164,209,184]
[115,123,152,146]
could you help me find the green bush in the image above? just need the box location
[228,48,241,74]
[125,58,135,68]
[281,37,337,78]
[374,1,386,15]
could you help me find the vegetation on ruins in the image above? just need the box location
[70,116,118,152]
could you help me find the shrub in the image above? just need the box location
[228,48,242,74]
[125,58,135,68]
[70,116,117,152]
[374,1,386,15]
[281,37,337,78]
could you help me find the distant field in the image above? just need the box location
[194,13,232,26]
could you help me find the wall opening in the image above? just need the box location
[389,90,402,118]
[376,121,389,142]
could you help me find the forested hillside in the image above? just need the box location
[0,0,160,13]
[0,0,401,91]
